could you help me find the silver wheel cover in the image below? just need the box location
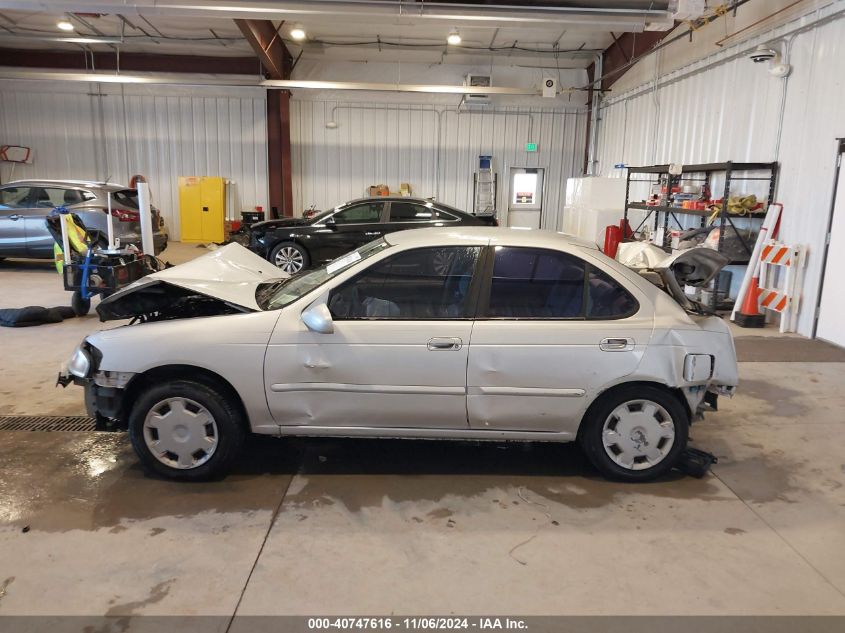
[274,246,304,273]
[601,399,676,471]
[143,397,219,470]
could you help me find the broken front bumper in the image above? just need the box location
[57,366,133,430]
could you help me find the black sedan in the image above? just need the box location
[248,197,497,273]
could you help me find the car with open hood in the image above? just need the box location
[59,228,737,482]
[248,196,496,274]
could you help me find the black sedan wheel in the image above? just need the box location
[270,241,309,274]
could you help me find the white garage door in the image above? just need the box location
[816,140,845,349]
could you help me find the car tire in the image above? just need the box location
[128,379,246,481]
[578,384,689,482]
[71,290,91,316]
[269,241,309,274]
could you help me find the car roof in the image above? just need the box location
[343,196,463,210]
[4,179,127,191]
[383,226,600,251]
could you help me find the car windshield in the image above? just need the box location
[257,239,391,310]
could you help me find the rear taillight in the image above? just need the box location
[111,209,139,223]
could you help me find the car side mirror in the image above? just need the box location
[325,217,337,230]
[301,301,334,334]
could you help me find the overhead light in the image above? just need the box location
[56,20,74,32]
[325,120,338,129]
[290,24,306,41]
[447,31,462,45]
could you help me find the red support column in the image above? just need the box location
[267,89,294,219]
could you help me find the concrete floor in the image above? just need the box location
[1,245,844,618]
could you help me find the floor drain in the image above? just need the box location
[0,415,97,432]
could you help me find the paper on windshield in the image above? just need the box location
[326,250,362,275]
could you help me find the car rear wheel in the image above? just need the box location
[128,380,245,481]
[579,385,688,482]
[270,241,309,274]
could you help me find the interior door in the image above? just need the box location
[311,201,385,263]
[507,167,544,229]
[817,139,845,348]
[467,246,652,435]
[0,185,32,257]
[264,245,482,428]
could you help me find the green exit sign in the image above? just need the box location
[525,142,538,152]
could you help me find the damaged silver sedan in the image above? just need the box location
[59,228,738,482]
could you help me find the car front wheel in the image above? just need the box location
[128,380,245,481]
[270,241,309,274]
[579,384,689,482]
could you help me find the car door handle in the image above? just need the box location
[600,337,634,351]
[428,337,462,351]
[8,214,21,220]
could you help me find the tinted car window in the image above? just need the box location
[488,247,586,318]
[390,202,434,222]
[332,203,382,224]
[112,190,139,208]
[0,187,31,208]
[434,208,459,221]
[60,189,96,205]
[329,246,480,320]
[31,188,75,208]
[587,266,638,318]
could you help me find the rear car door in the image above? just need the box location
[467,246,653,435]
[312,201,385,262]
[264,245,483,428]
[0,185,33,257]
[382,200,455,236]
[24,187,70,257]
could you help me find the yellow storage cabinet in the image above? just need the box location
[179,176,225,242]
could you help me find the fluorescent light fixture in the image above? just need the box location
[447,30,461,45]
[290,24,306,41]
[57,20,74,32]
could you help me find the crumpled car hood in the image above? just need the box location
[97,243,286,320]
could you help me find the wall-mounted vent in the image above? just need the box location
[464,74,492,104]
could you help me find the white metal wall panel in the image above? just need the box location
[291,99,587,231]
[0,81,268,240]
[594,9,845,337]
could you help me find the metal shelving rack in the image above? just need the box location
[623,161,778,309]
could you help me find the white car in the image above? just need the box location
[59,228,738,482]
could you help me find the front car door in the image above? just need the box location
[264,244,483,428]
[467,245,654,436]
[309,201,385,263]
[0,185,33,257]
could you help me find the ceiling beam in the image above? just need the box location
[235,19,292,80]
[0,1,673,30]
[0,47,260,74]
[600,28,672,91]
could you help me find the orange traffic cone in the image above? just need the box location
[735,276,765,327]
